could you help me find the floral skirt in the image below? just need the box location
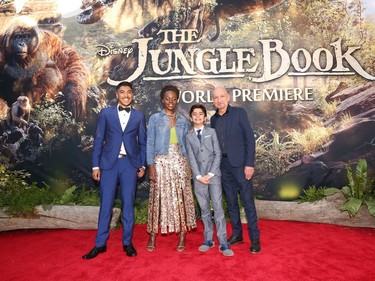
[147,144,196,234]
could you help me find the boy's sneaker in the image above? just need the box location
[219,244,234,257]
[198,240,214,252]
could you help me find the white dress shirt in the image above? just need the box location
[118,106,131,155]
[194,126,204,139]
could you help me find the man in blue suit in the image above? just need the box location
[211,87,261,254]
[83,81,147,259]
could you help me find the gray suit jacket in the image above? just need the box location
[186,126,221,184]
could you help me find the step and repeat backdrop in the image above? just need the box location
[0,0,374,200]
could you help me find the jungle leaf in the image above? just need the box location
[339,198,363,217]
[323,187,340,196]
[346,165,355,197]
[341,186,351,198]
[364,200,375,217]
[59,186,78,205]
[354,159,367,199]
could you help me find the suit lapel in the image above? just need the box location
[189,130,201,147]
[197,127,209,146]
[124,108,136,133]
[201,126,208,137]
[111,105,122,131]
[201,127,211,146]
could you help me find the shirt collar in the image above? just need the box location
[194,126,204,133]
[161,109,178,118]
[215,105,231,116]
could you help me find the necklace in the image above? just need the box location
[166,112,176,118]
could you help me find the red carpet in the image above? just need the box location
[1,220,375,281]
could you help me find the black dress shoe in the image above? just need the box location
[82,246,107,259]
[250,239,261,254]
[227,235,244,246]
[123,243,137,257]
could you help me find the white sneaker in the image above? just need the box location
[198,240,215,252]
[220,244,234,257]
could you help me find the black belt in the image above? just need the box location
[118,154,127,158]
[222,153,228,158]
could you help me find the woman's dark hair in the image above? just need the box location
[189,104,207,117]
[160,84,180,100]
[116,81,133,91]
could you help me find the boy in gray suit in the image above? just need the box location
[186,104,234,257]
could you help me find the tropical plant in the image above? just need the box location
[0,166,101,217]
[0,167,57,216]
[0,166,150,223]
[340,159,375,217]
[299,160,375,218]
[56,185,102,206]
[298,185,339,203]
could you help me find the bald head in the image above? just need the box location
[213,87,228,95]
[212,87,230,115]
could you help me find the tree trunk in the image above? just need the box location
[247,193,375,228]
[0,206,121,232]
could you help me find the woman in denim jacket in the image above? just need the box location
[146,85,196,252]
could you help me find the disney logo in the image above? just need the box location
[96,44,134,57]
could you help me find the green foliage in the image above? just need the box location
[0,166,57,216]
[5,185,57,217]
[78,188,101,206]
[30,99,85,150]
[298,186,326,202]
[298,160,375,218]
[298,186,340,203]
[56,186,100,206]
[0,166,31,193]
[340,160,375,217]
[364,200,375,217]
[134,199,149,224]
[58,186,78,205]
[0,166,152,223]
[0,166,100,217]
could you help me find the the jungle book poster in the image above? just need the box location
[0,0,374,200]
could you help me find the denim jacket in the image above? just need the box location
[146,109,190,165]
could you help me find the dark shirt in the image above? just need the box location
[212,106,230,155]
[211,105,255,167]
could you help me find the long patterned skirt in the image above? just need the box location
[147,144,196,234]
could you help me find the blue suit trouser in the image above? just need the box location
[220,157,260,241]
[95,156,137,247]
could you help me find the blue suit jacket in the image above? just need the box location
[92,104,147,170]
[211,105,255,168]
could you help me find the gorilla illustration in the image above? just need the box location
[0,16,89,120]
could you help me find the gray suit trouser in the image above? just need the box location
[194,180,227,246]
